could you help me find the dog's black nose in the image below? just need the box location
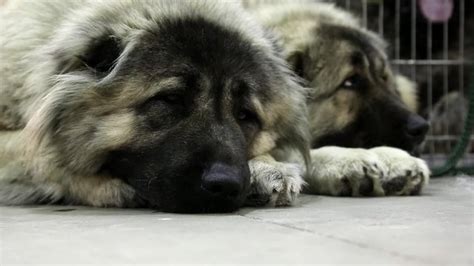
[201,163,243,199]
[405,114,429,142]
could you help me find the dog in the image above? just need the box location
[250,2,430,196]
[0,0,311,212]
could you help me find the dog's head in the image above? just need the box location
[24,2,308,212]
[285,21,429,153]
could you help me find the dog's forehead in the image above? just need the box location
[315,24,386,68]
[112,17,281,106]
[321,25,381,51]
[125,17,270,82]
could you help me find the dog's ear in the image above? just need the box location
[57,35,123,76]
[78,36,122,74]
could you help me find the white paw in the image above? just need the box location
[308,146,430,196]
[371,147,430,195]
[308,147,387,196]
[246,160,305,207]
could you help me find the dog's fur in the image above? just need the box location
[0,0,311,212]
[250,2,430,196]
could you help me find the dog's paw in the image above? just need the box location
[246,160,305,207]
[308,147,387,196]
[308,146,430,197]
[371,147,430,195]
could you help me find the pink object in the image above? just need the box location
[419,0,454,23]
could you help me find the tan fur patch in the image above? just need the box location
[332,90,360,129]
[308,90,360,140]
[395,75,418,113]
[67,175,136,207]
[94,111,137,150]
[250,131,277,157]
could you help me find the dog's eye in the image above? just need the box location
[237,109,260,125]
[149,93,184,106]
[162,94,182,104]
[341,74,362,89]
[237,110,250,121]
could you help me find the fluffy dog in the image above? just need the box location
[0,0,310,212]
[250,2,430,196]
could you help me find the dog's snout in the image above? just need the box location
[405,114,429,141]
[201,163,244,199]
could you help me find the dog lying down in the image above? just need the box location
[0,0,428,213]
[0,0,311,212]
[249,2,430,196]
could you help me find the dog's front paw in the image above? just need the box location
[246,160,304,207]
[308,147,388,196]
[308,146,430,197]
[371,147,430,195]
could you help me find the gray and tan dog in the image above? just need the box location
[250,2,430,197]
[0,0,310,212]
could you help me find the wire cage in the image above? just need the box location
[332,0,473,171]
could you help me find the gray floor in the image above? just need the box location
[1,176,472,265]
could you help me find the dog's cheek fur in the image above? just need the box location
[249,131,278,157]
[308,90,361,141]
[270,93,311,168]
[12,84,140,207]
[58,110,137,170]
[395,74,419,113]
[330,90,361,130]
[241,42,310,166]
[23,78,138,176]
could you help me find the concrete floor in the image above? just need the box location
[0,176,472,265]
